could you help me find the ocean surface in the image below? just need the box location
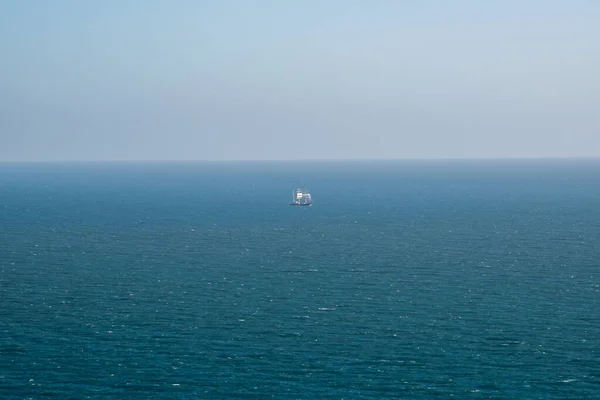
[1,160,599,399]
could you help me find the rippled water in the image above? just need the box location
[1,160,599,399]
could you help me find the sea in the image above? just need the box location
[1,159,599,399]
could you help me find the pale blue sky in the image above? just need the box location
[1,1,599,161]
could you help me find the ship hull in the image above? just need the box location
[290,202,312,206]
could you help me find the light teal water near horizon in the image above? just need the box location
[1,160,599,399]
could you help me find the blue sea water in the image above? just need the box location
[1,160,599,399]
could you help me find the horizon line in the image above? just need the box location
[1,156,600,164]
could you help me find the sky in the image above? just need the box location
[1,0,599,161]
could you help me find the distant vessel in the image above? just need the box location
[291,188,312,206]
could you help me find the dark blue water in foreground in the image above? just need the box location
[1,160,599,399]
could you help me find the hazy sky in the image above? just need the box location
[1,1,599,161]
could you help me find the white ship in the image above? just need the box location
[290,188,312,206]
